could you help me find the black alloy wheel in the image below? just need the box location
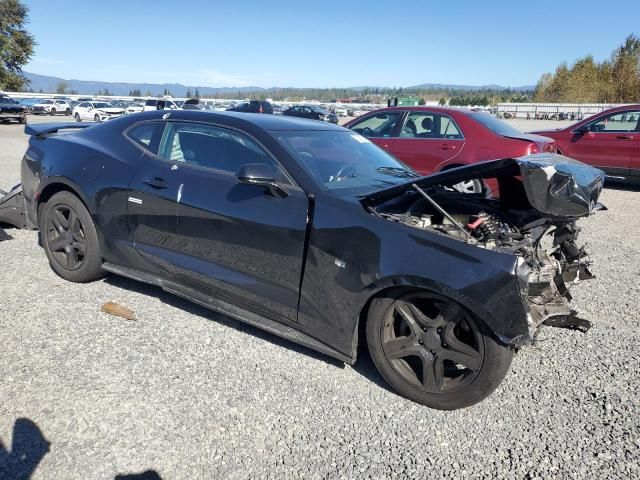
[41,191,103,282]
[367,290,513,409]
[45,204,87,271]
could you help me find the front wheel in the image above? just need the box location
[94,114,101,123]
[74,113,81,122]
[366,290,513,410]
[50,108,56,115]
[40,191,103,283]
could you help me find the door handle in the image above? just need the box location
[142,176,168,189]
[616,135,633,140]
[440,144,455,150]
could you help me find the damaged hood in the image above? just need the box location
[363,153,605,218]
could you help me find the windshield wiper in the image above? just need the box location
[376,167,418,179]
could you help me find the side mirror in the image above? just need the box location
[235,163,288,198]
[574,125,589,134]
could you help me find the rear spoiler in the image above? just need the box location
[24,123,92,137]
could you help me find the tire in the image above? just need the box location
[94,114,101,123]
[366,289,513,410]
[50,108,56,115]
[40,191,103,283]
[75,113,81,122]
[19,115,27,124]
[65,108,71,116]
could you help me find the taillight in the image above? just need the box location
[526,144,540,155]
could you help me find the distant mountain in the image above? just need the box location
[408,82,535,91]
[22,72,264,96]
[21,72,534,96]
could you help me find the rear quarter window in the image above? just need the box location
[125,122,164,154]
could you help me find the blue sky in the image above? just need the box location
[23,0,640,88]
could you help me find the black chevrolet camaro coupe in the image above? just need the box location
[6,110,604,409]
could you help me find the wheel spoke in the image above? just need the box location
[421,352,444,391]
[72,240,86,255]
[66,248,79,269]
[69,210,80,234]
[440,322,482,371]
[54,209,70,229]
[395,301,423,336]
[383,336,415,360]
[48,236,67,252]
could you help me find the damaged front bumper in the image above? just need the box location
[0,184,27,229]
[516,228,595,344]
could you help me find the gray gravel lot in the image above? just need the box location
[1,116,639,479]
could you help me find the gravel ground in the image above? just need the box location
[1,117,639,479]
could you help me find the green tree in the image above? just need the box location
[55,80,68,94]
[0,0,36,90]
[418,97,426,105]
[194,88,200,98]
[438,97,446,105]
[186,88,192,97]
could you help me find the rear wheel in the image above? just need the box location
[366,290,513,410]
[40,191,103,283]
[65,108,71,116]
[50,108,56,115]
[19,115,27,124]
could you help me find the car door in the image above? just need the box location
[347,110,404,153]
[389,111,466,175]
[157,121,309,322]
[124,120,186,270]
[565,109,640,175]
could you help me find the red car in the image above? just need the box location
[344,106,555,192]
[532,104,640,179]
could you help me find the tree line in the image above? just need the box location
[535,34,640,103]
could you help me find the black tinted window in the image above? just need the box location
[158,122,288,180]
[126,122,163,153]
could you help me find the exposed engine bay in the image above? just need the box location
[363,154,606,343]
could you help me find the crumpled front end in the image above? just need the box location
[515,222,594,343]
[363,153,605,346]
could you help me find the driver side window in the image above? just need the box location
[349,112,403,138]
[588,110,640,133]
[158,122,289,183]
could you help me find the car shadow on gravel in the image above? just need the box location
[0,418,50,480]
[102,274,396,394]
[0,226,14,242]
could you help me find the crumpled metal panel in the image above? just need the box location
[516,154,605,217]
[363,153,605,219]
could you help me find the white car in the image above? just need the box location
[32,99,72,116]
[142,99,181,111]
[334,107,349,117]
[125,103,145,114]
[72,101,125,122]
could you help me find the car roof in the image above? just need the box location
[128,109,345,132]
[373,106,474,115]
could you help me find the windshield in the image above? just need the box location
[468,111,524,137]
[275,130,418,192]
[92,102,111,108]
[41,100,53,104]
